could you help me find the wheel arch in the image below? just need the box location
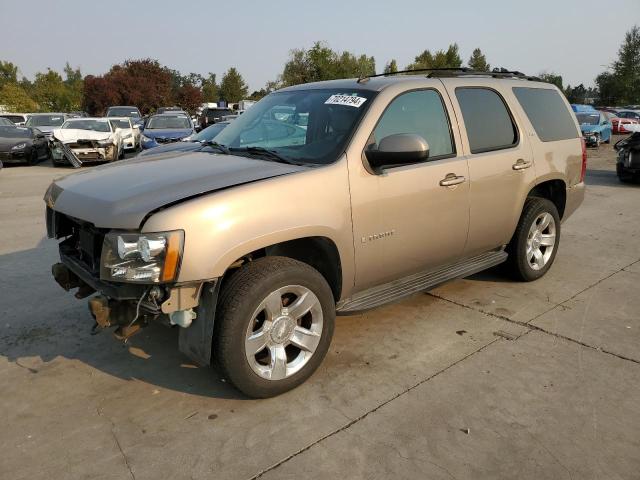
[528,178,567,219]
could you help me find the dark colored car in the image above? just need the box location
[0,125,49,165]
[137,122,229,157]
[25,113,69,141]
[615,129,640,182]
[106,106,142,119]
[139,113,195,150]
[199,107,233,129]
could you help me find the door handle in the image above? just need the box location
[439,173,466,187]
[512,159,532,170]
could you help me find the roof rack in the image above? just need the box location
[357,67,541,83]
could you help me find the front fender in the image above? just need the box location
[141,159,355,297]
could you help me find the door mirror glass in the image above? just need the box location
[366,133,430,171]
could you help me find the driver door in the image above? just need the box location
[348,87,470,291]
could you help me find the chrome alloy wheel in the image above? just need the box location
[244,285,323,381]
[526,212,556,271]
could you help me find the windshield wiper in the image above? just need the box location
[230,146,301,165]
[199,141,230,154]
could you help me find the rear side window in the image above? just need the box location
[513,87,578,142]
[373,89,454,158]
[455,88,518,153]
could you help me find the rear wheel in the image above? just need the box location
[214,257,335,398]
[506,197,560,281]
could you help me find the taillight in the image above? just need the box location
[580,138,587,183]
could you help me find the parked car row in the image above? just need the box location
[571,103,640,147]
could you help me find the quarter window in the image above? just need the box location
[512,87,579,142]
[373,90,454,159]
[455,88,518,153]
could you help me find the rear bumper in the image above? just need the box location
[563,182,585,222]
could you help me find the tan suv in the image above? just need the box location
[45,69,585,397]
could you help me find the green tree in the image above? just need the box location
[0,61,18,88]
[565,84,588,104]
[384,59,398,74]
[539,72,564,90]
[219,67,249,103]
[407,44,462,71]
[279,42,376,86]
[467,48,490,72]
[201,73,219,102]
[0,83,38,111]
[594,25,640,105]
[63,62,83,111]
[32,69,72,111]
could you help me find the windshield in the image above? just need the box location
[0,126,31,137]
[62,119,111,132]
[146,116,191,129]
[107,107,140,118]
[192,122,228,142]
[214,89,376,165]
[26,115,65,127]
[110,119,131,129]
[1,115,24,123]
[577,113,600,125]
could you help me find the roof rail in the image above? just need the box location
[357,67,541,83]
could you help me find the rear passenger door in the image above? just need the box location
[443,81,536,256]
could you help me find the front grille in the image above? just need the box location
[0,151,26,162]
[54,212,106,275]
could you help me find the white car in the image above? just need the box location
[109,117,140,151]
[51,117,123,167]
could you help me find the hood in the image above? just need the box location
[137,141,202,157]
[143,128,193,140]
[0,128,32,151]
[53,129,113,143]
[49,150,308,229]
[34,125,57,133]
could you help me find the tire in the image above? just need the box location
[213,256,335,398]
[506,197,560,282]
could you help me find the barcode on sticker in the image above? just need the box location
[325,94,367,108]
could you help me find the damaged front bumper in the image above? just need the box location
[52,139,117,168]
[47,207,219,365]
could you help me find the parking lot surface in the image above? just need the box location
[1,143,639,480]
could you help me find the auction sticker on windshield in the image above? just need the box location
[325,94,367,108]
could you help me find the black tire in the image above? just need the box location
[617,163,634,183]
[213,256,335,398]
[506,197,561,282]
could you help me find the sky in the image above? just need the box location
[1,0,638,91]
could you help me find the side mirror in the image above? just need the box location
[365,133,430,172]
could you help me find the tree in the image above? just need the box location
[32,69,74,111]
[407,44,462,71]
[594,25,640,105]
[63,62,83,111]
[0,83,38,111]
[219,67,248,103]
[467,48,490,72]
[565,84,588,104]
[201,73,219,102]
[279,41,376,87]
[384,59,398,74]
[82,59,174,114]
[174,83,203,114]
[539,72,563,90]
[0,61,18,88]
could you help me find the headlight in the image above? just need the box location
[101,230,184,283]
[97,139,114,147]
[12,143,26,150]
[141,134,152,142]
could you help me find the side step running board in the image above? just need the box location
[336,250,508,315]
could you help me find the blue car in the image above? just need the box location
[137,122,230,157]
[576,110,612,147]
[140,113,195,150]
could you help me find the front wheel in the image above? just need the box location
[214,257,335,398]
[506,197,560,282]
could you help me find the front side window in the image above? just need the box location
[455,88,518,153]
[215,89,376,165]
[372,89,454,158]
